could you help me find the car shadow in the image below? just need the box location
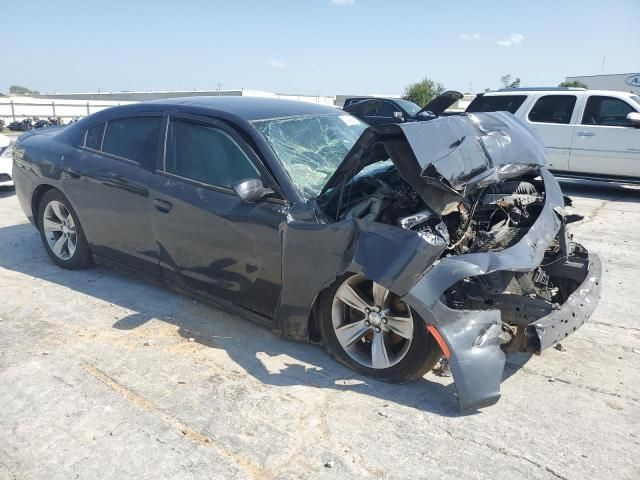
[0,222,477,417]
[559,178,640,203]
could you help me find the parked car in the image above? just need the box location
[13,97,601,410]
[466,88,640,181]
[343,91,463,125]
[0,133,14,187]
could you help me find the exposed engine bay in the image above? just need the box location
[320,164,547,256]
[318,163,588,353]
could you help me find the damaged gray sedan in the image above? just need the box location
[13,98,601,410]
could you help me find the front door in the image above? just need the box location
[150,114,284,317]
[569,95,640,178]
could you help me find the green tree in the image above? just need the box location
[559,80,588,88]
[403,77,445,107]
[500,75,521,88]
[9,85,39,95]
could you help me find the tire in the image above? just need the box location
[318,273,442,383]
[37,189,92,269]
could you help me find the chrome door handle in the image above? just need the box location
[577,131,596,137]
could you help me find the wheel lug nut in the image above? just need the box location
[365,307,370,314]
[365,320,370,326]
[375,327,381,333]
[382,318,387,324]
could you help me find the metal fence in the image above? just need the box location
[0,98,133,123]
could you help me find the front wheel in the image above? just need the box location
[37,189,92,269]
[318,274,441,383]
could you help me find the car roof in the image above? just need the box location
[482,88,636,97]
[145,96,339,121]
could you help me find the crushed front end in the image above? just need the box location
[404,168,601,410]
[315,112,602,410]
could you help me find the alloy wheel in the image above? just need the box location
[331,274,414,369]
[42,200,77,261]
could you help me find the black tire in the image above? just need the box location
[318,274,442,383]
[37,189,92,269]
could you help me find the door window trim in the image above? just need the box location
[526,94,577,125]
[580,95,639,128]
[160,112,286,202]
[79,112,164,169]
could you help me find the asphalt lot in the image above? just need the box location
[0,180,638,480]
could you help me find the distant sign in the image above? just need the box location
[626,74,640,87]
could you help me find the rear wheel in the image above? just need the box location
[37,189,92,269]
[319,274,441,382]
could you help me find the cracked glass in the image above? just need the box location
[253,113,367,200]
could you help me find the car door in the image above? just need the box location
[524,94,578,171]
[569,95,640,178]
[371,100,402,124]
[63,114,163,276]
[150,113,285,318]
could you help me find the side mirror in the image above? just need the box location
[627,112,640,128]
[392,111,404,120]
[233,178,273,203]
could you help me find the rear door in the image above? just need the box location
[569,95,640,177]
[524,94,578,171]
[150,114,285,317]
[64,114,163,276]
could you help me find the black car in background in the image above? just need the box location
[343,91,463,125]
[12,97,601,410]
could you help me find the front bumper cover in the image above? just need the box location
[403,168,602,411]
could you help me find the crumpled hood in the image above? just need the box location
[320,112,548,214]
[416,90,463,117]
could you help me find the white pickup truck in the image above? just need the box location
[466,88,640,181]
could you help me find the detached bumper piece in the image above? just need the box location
[526,253,601,352]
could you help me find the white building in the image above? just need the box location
[564,73,640,94]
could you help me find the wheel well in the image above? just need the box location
[31,185,57,222]
[307,272,355,343]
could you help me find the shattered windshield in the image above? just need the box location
[253,113,367,199]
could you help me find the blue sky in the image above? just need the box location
[3,0,639,96]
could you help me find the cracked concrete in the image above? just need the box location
[0,179,639,480]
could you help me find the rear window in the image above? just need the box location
[84,123,105,150]
[101,116,162,167]
[528,95,576,124]
[466,95,527,114]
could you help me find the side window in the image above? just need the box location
[84,123,105,150]
[466,95,527,114]
[377,101,396,117]
[166,119,260,189]
[102,116,162,167]
[528,95,576,124]
[359,100,377,116]
[582,96,636,127]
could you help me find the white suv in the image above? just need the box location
[466,88,640,180]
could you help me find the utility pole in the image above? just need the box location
[217,83,221,96]
[601,54,606,74]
